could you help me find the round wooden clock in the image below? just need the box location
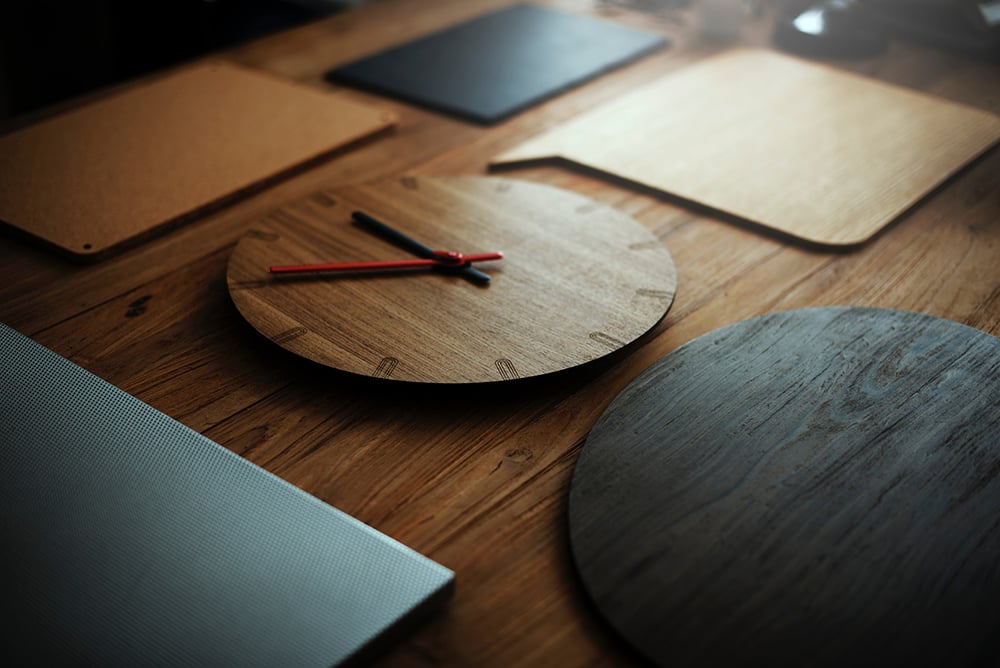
[226,176,676,383]
[568,307,1000,667]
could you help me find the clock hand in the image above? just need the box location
[269,251,504,275]
[352,211,494,286]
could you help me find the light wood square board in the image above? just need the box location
[492,49,1000,246]
[0,62,396,260]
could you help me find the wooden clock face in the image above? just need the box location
[226,176,676,383]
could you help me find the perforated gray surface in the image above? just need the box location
[0,323,453,666]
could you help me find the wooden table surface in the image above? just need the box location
[2,1,998,665]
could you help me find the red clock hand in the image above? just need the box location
[268,250,503,275]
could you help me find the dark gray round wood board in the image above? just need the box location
[568,307,1000,667]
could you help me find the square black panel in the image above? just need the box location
[325,3,668,124]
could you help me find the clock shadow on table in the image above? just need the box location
[224,287,671,667]
[227,298,668,415]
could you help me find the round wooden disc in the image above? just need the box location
[569,307,1000,667]
[227,176,676,383]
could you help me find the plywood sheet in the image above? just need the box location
[226,176,677,384]
[492,49,1000,246]
[570,307,1000,666]
[0,62,396,260]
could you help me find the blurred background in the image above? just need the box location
[2,0,997,122]
[0,0,361,121]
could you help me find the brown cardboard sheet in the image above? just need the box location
[0,62,396,260]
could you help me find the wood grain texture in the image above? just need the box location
[569,306,1000,667]
[492,49,1000,246]
[1,1,998,666]
[0,61,395,260]
[227,176,676,383]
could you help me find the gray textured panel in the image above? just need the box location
[0,323,453,666]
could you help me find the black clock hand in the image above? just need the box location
[351,211,492,286]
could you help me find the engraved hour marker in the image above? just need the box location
[273,327,308,345]
[589,332,625,350]
[375,357,399,378]
[496,359,519,380]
